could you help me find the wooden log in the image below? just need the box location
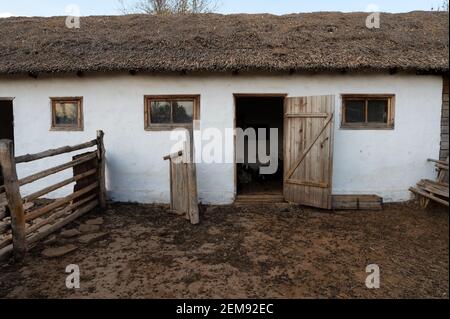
[22,168,97,203]
[25,182,99,222]
[0,192,7,205]
[0,211,7,220]
[0,243,13,262]
[27,200,99,245]
[0,220,10,234]
[15,140,97,164]
[25,193,98,235]
[409,187,449,207]
[18,152,97,187]
[428,158,449,165]
[0,232,12,250]
[0,140,27,261]
[435,163,449,171]
[96,130,107,209]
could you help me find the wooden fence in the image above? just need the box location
[0,131,106,261]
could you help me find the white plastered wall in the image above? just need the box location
[0,73,443,204]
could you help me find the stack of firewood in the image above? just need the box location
[410,158,449,208]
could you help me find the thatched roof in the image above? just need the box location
[0,12,448,76]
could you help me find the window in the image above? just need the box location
[144,95,200,130]
[341,94,395,129]
[51,97,83,131]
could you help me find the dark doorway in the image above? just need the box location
[0,100,14,185]
[235,96,284,195]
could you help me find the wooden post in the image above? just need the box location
[96,130,107,209]
[0,140,26,261]
[186,162,199,225]
[184,140,199,225]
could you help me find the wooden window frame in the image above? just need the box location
[341,94,395,130]
[144,95,200,131]
[50,97,84,131]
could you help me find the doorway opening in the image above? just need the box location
[235,95,285,196]
[0,99,14,185]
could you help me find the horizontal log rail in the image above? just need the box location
[25,182,99,222]
[25,193,98,235]
[23,168,97,203]
[18,152,97,188]
[15,140,97,164]
[27,200,99,246]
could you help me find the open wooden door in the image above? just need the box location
[284,95,335,209]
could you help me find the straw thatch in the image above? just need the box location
[0,12,448,75]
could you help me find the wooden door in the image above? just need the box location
[284,95,335,209]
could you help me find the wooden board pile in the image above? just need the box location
[410,158,449,208]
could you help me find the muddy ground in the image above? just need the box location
[0,201,448,299]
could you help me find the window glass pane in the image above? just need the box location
[150,101,171,123]
[368,100,388,123]
[345,100,365,123]
[54,102,78,125]
[173,100,194,124]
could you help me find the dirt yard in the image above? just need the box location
[0,201,448,299]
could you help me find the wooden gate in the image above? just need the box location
[0,131,106,261]
[163,149,199,225]
[284,95,335,209]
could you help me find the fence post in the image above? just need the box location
[96,130,107,209]
[0,140,26,261]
